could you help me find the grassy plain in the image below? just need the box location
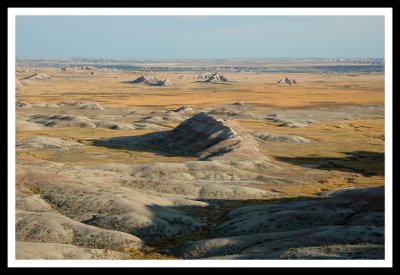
[15,66,385,259]
[16,68,384,196]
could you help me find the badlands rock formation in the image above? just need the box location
[16,136,83,150]
[28,113,135,130]
[183,186,384,259]
[265,113,311,128]
[30,114,97,128]
[95,112,262,160]
[16,242,132,260]
[208,107,255,117]
[81,66,97,70]
[16,101,32,109]
[22,73,52,80]
[58,101,105,110]
[127,76,174,86]
[14,64,384,260]
[278,77,297,85]
[252,132,311,144]
[166,105,194,116]
[16,158,205,241]
[168,115,236,158]
[197,73,233,83]
[31,102,60,108]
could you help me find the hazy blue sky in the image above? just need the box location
[16,16,384,59]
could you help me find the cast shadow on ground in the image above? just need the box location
[81,186,384,259]
[91,131,196,158]
[275,151,384,177]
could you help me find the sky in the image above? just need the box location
[15,16,385,59]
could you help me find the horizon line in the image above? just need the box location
[16,56,385,60]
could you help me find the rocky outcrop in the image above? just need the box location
[30,114,96,128]
[81,66,97,70]
[31,102,60,108]
[183,186,384,259]
[95,112,262,160]
[16,210,143,251]
[16,242,132,260]
[265,113,310,128]
[58,101,105,110]
[130,76,146,83]
[126,76,174,86]
[16,136,83,150]
[16,66,31,73]
[157,112,260,159]
[166,105,194,115]
[208,107,255,117]
[22,74,51,80]
[163,112,243,158]
[199,73,233,83]
[278,77,297,85]
[16,101,32,109]
[253,132,311,143]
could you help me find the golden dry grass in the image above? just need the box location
[15,67,384,195]
[16,68,384,109]
[16,127,195,166]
